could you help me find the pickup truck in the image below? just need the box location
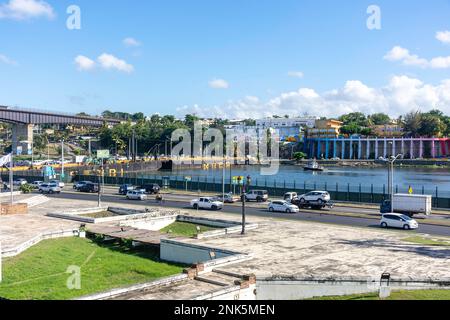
[190,197,224,211]
[245,190,269,202]
[381,194,432,217]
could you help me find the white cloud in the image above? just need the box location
[208,78,229,89]
[287,71,304,78]
[123,37,141,47]
[74,55,95,71]
[0,54,17,65]
[0,0,55,20]
[384,46,450,69]
[97,53,134,73]
[177,75,450,119]
[436,31,450,44]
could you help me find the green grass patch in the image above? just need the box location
[160,221,220,238]
[310,290,450,300]
[0,237,185,300]
[402,236,450,247]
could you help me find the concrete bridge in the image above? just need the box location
[0,106,122,154]
[305,137,450,160]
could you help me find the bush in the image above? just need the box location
[19,184,34,194]
[293,152,307,161]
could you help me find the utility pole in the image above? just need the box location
[61,139,65,181]
[98,159,104,207]
[241,176,251,235]
[9,152,14,205]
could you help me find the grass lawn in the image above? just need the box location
[160,221,220,238]
[309,290,450,300]
[402,236,450,247]
[0,237,185,300]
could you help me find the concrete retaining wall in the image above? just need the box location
[193,284,256,300]
[1,229,80,258]
[256,276,450,300]
[76,274,189,300]
[119,214,177,231]
[160,239,247,265]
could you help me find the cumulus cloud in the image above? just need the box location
[0,54,17,65]
[97,53,134,73]
[123,37,141,47]
[384,46,450,69]
[287,71,304,78]
[208,78,229,89]
[0,0,55,20]
[74,55,95,71]
[436,31,450,44]
[177,76,450,119]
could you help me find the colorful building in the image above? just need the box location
[304,137,450,160]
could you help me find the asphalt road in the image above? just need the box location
[45,190,450,237]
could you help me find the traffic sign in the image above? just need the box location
[97,150,110,159]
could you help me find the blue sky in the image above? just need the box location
[1,0,450,119]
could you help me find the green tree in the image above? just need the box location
[339,112,368,127]
[403,111,422,137]
[368,113,391,125]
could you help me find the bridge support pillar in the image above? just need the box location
[12,124,33,156]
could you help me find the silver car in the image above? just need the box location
[39,183,61,194]
[126,190,147,201]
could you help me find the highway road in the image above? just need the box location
[45,189,450,237]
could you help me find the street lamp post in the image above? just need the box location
[387,154,403,213]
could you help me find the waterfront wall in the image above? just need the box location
[305,137,450,160]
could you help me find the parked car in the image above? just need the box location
[13,179,27,186]
[190,197,223,210]
[79,182,99,193]
[126,190,147,201]
[297,191,331,204]
[380,213,419,230]
[74,181,90,190]
[31,181,44,189]
[268,201,300,213]
[39,183,61,194]
[119,184,135,195]
[245,190,269,202]
[50,180,65,188]
[135,184,161,194]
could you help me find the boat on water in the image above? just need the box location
[304,160,325,172]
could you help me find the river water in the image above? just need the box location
[161,165,450,197]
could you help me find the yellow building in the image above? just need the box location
[371,124,404,137]
[307,120,343,139]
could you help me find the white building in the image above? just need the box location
[256,117,318,129]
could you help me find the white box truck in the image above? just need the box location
[380,194,432,216]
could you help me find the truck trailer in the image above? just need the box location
[380,194,432,217]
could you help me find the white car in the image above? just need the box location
[284,192,298,202]
[31,181,44,189]
[50,180,65,188]
[245,190,269,202]
[126,190,147,201]
[216,193,240,203]
[39,183,61,194]
[191,197,223,210]
[13,179,27,186]
[298,191,331,204]
[381,213,419,230]
[268,201,300,213]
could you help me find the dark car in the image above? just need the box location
[119,184,135,195]
[79,182,99,193]
[135,184,161,194]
